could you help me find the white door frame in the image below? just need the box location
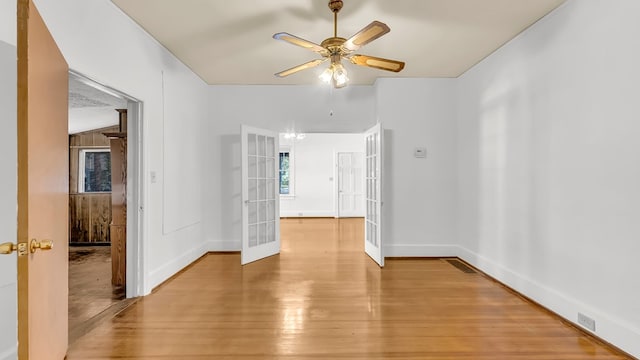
[68,70,146,297]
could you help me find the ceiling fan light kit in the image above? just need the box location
[273,0,405,89]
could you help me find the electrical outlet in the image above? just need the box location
[578,313,596,332]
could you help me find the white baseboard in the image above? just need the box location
[206,240,240,252]
[280,210,335,217]
[384,244,459,257]
[148,242,208,290]
[457,246,640,358]
[0,347,16,360]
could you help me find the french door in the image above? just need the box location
[364,124,384,267]
[241,126,281,265]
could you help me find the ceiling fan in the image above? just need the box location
[273,0,405,88]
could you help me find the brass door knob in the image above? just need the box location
[30,239,53,253]
[1,242,29,256]
[0,242,18,254]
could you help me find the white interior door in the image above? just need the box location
[241,125,281,265]
[0,39,17,360]
[337,152,364,218]
[364,124,384,267]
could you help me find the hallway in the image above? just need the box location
[67,218,628,359]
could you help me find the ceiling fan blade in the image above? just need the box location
[273,32,329,56]
[275,59,327,78]
[348,55,405,72]
[342,21,390,52]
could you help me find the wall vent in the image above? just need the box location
[578,313,596,332]
[446,259,477,274]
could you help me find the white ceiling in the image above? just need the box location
[111,0,566,86]
[69,75,127,134]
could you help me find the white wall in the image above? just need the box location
[279,133,365,217]
[0,2,15,46]
[375,78,459,257]
[68,107,119,134]
[22,0,210,294]
[457,0,640,356]
[0,39,17,360]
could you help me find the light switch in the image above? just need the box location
[150,171,157,183]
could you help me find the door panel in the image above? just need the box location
[241,126,280,265]
[337,152,364,217]
[364,124,383,267]
[17,0,69,358]
[0,39,17,360]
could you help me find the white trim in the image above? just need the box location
[148,241,208,290]
[383,244,459,257]
[206,240,241,252]
[126,100,146,297]
[457,246,640,358]
[280,210,336,218]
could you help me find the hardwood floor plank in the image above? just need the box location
[67,218,631,359]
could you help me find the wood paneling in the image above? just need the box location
[69,194,111,243]
[109,135,127,286]
[67,218,631,359]
[109,225,126,286]
[69,126,118,243]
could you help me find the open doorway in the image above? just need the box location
[240,124,383,266]
[278,132,366,251]
[67,72,143,342]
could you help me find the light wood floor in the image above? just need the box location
[68,246,125,342]
[67,218,630,359]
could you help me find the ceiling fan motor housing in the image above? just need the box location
[329,0,344,13]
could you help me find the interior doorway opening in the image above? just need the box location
[240,125,383,267]
[277,132,366,252]
[67,71,143,342]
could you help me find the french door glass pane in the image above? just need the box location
[248,156,257,179]
[249,224,257,248]
[248,134,256,156]
[248,202,258,224]
[258,135,266,156]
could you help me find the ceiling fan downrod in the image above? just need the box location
[328,0,343,38]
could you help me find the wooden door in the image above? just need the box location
[364,124,384,267]
[241,125,280,265]
[17,0,69,358]
[337,152,365,217]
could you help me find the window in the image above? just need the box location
[279,151,290,194]
[78,149,112,193]
[279,145,294,196]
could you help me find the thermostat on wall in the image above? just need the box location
[414,147,427,158]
